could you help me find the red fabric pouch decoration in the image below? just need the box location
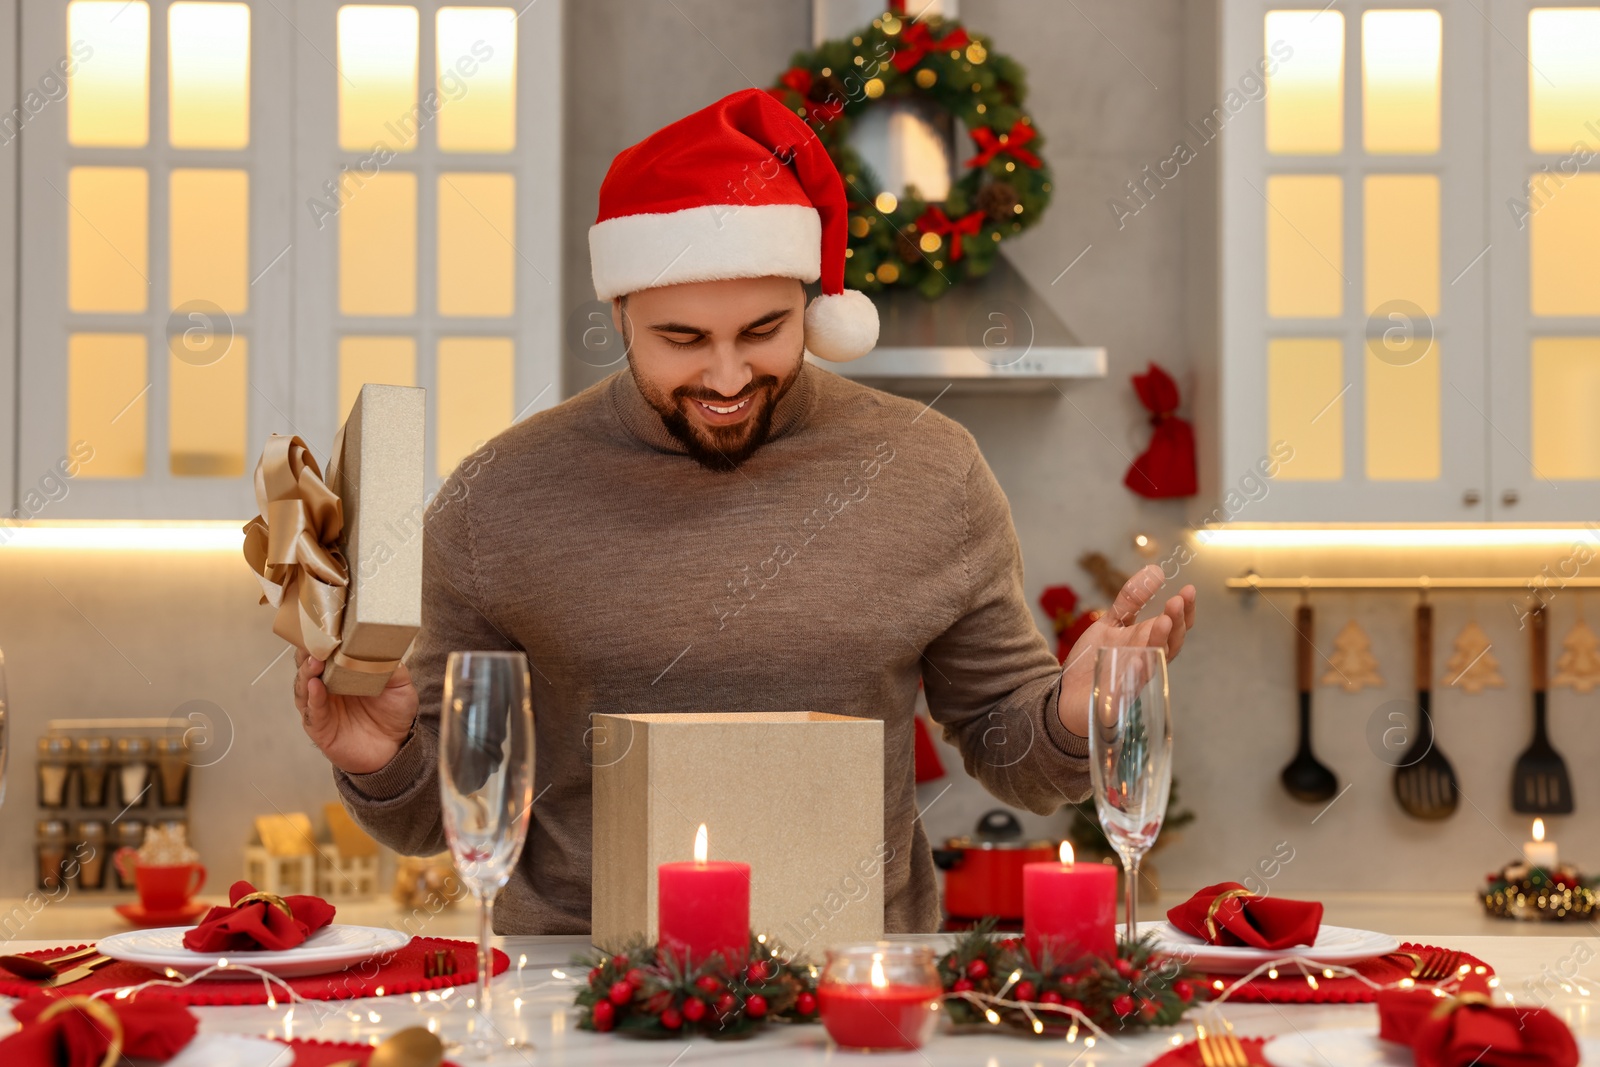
[1167,882,1323,950]
[183,879,337,952]
[2,993,199,1065]
[1376,979,1579,1067]
[1124,362,1198,499]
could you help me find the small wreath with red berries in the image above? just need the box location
[574,934,819,1040]
[941,919,1202,1036]
[765,9,1052,299]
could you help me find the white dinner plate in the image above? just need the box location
[1136,920,1399,975]
[1263,1026,1600,1066]
[167,1034,295,1067]
[99,924,411,980]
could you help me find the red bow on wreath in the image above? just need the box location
[767,67,843,126]
[892,22,971,73]
[967,120,1042,169]
[1124,362,1197,499]
[914,206,984,261]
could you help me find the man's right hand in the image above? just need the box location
[294,651,420,775]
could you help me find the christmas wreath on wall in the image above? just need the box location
[766,7,1053,300]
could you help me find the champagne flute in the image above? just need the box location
[1088,646,1172,946]
[439,651,534,1058]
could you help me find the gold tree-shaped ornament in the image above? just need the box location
[1552,617,1600,693]
[1321,619,1383,692]
[1444,620,1505,694]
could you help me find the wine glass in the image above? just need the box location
[439,651,534,1058]
[1088,646,1172,946]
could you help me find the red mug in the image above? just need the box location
[123,857,206,911]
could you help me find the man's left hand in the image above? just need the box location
[1056,564,1197,738]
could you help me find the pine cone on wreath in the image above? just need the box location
[977,182,1019,222]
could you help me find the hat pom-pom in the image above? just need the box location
[804,289,879,363]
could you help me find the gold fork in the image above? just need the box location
[1195,1022,1251,1067]
[1386,949,1463,981]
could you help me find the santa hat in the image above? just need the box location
[589,88,879,363]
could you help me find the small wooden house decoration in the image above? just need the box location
[319,803,381,898]
[242,813,317,896]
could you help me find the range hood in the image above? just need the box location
[808,0,1106,396]
[812,254,1107,395]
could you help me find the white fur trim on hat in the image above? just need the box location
[590,203,821,300]
[803,289,879,363]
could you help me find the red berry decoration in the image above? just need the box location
[1174,979,1194,1003]
[695,975,722,993]
[682,997,707,1022]
[1112,994,1136,1016]
[1114,958,1135,979]
[1063,998,1085,1015]
[608,981,633,1006]
[591,999,615,1031]
[587,966,601,984]
[746,960,768,982]
[660,1007,683,1030]
[746,994,768,1018]
[1141,999,1160,1020]
[966,958,989,980]
[952,977,974,993]
[611,955,629,970]
[1013,980,1037,1002]
[625,968,645,987]
[1039,990,1063,1006]
[796,992,818,1016]
[715,993,738,1016]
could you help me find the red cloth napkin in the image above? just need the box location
[2,993,198,1065]
[182,879,336,952]
[1376,977,1579,1067]
[1144,1036,1269,1066]
[1167,882,1323,950]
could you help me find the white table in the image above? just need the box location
[2,933,1597,1064]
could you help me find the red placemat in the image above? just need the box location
[1195,942,1494,1004]
[281,1037,461,1067]
[1147,1036,1269,1066]
[0,937,508,1006]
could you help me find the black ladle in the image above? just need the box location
[1281,603,1339,802]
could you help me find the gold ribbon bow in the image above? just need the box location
[37,996,124,1067]
[1204,887,1259,942]
[241,433,402,679]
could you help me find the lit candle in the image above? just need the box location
[1523,818,1559,871]
[657,824,750,968]
[1022,842,1118,964]
[817,946,942,1052]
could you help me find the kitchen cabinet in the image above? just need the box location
[9,0,561,520]
[1217,0,1600,522]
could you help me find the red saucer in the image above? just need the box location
[114,899,210,927]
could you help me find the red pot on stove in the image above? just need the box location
[933,810,1058,921]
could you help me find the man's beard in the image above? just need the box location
[634,361,801,473]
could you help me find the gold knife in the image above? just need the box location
[46,955,115,987]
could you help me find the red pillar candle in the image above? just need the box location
[1022,842,1117,964]
[657,824,750,968]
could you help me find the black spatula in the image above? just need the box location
[1394,602,1459,820]
[1513,605,1574,814]
[1281,604,1339,802]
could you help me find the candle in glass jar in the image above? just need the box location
[1023,841,1118,963]
[657,824,749,968]
[1523,818,1559,870]
[818,950,941,1051]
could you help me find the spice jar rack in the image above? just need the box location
[34,718,196,894]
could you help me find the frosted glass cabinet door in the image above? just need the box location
[1486,3,1600,520]
[16,0,293,518]
[1220,0,1489,520]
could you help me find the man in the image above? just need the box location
[293,89,1196,935]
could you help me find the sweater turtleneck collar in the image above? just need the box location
[608,359,821,456]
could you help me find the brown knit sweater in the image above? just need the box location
[334,361,1091,934]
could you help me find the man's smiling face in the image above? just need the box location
[615,276,807,473]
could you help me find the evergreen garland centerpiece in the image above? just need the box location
[766,8,1052,299]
